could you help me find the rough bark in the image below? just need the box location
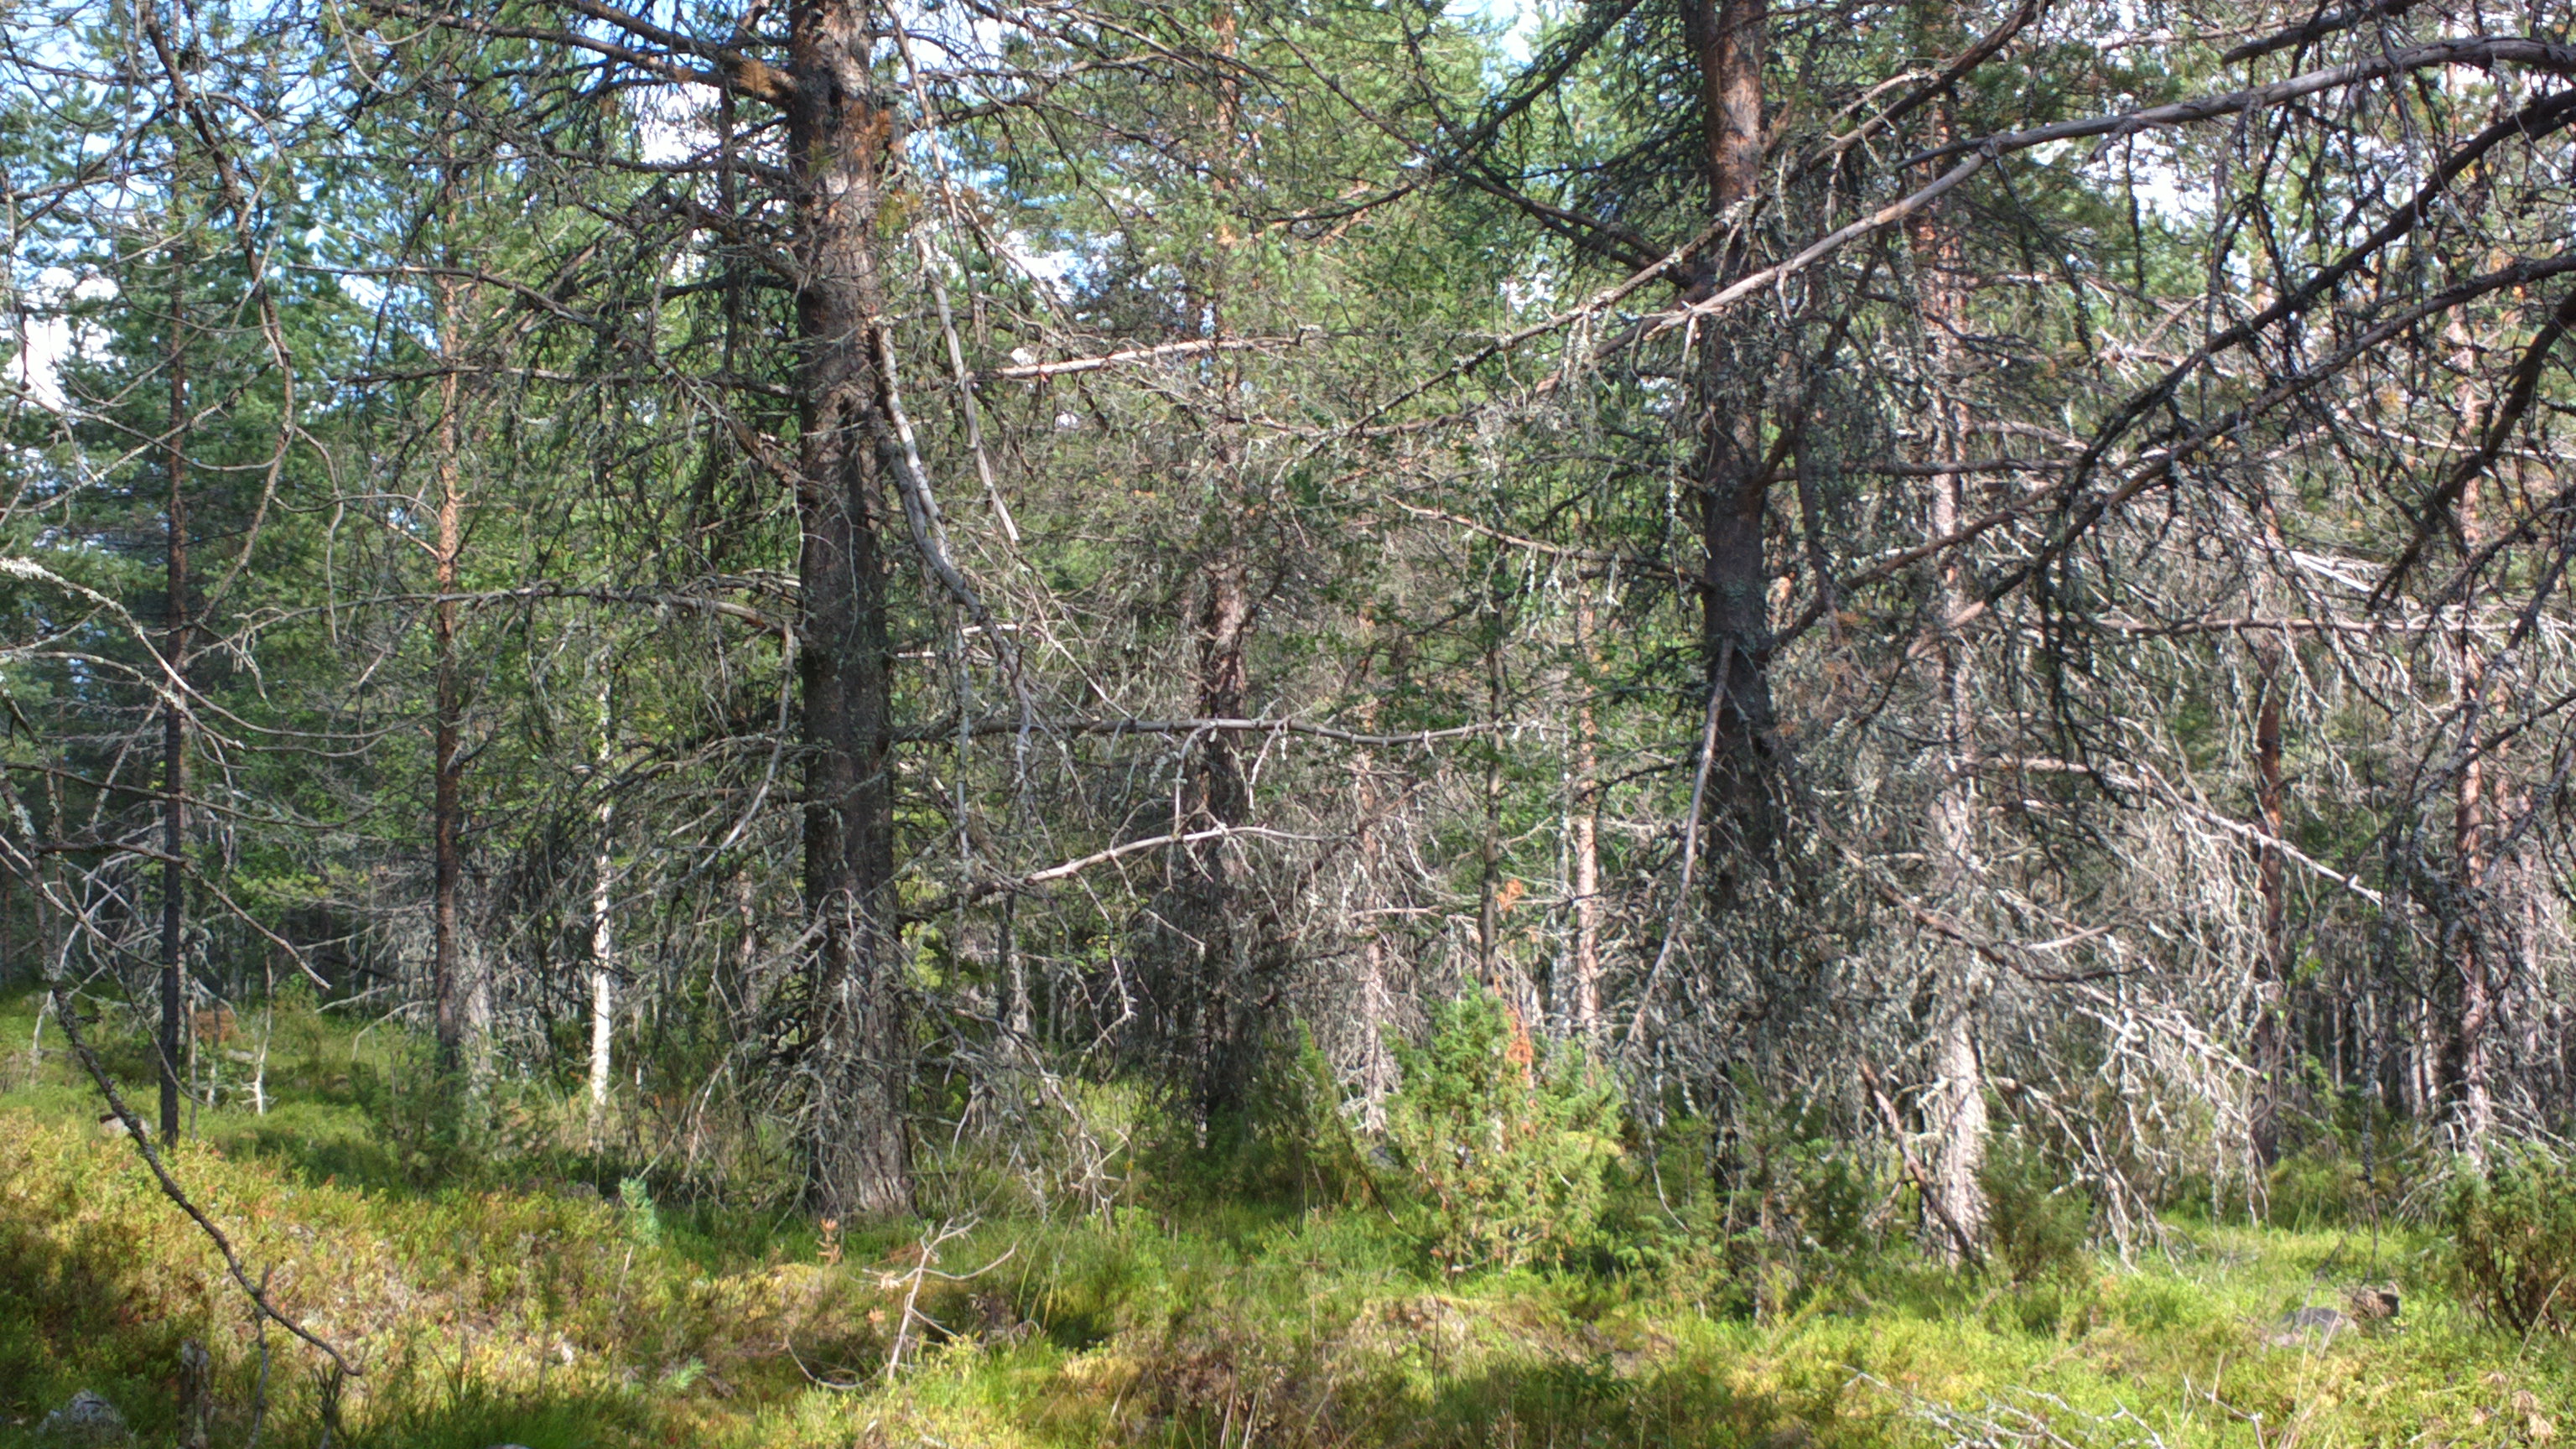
[787,0,913,1218]
[1684,0,1779,898]
[1173,13,1266,1124]
[1911,122,1987,1258]
[1180,552,1256,1119]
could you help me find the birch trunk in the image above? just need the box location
[588,674,615,1139]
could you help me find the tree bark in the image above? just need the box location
[1349,745,1399,1132]
[1924,466,1988,1256]
[1173,14,1265,1124]
[2250,633,2289,1169]
[788,0,913,1218]
[159,267,190,1145]
[1684,0,1778,898]
[1570,595,1604,1041]
[1479,639,1504,984]
[1181,552,1255,1119]
[2453,467,2496,1164]
[1910,113,1987,1259]
[588,673,615,1140]
[732,866,764,1015]
[1922,424,1988,1259]
[429,276,480,1081]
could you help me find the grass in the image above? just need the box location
[1,987,2568,1449]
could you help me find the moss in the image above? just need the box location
[6,990,2573,1447]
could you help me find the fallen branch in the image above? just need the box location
[973,333,1314,382]
[881,1219,1015,1382]
[1005,824,1332,893]
[893,714,1517,746]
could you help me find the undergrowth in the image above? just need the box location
[2,987,2568,1449]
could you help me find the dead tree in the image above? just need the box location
[158,260,191,1144]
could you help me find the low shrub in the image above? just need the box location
[2449,1144,2576,1337]
[1701,1094,1893,1314]
[1245,1026,1375,1209]
[1982,1135,2094,1284]
[2265,1140,2376,1228]
[1379,987,1623,1273]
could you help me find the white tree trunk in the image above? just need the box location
[1924,459,1991,1257]
[589,677,615,1136]
[1570,595,1604,1043]
[1915,176,1988,1258]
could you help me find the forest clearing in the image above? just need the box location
[11,0,2576,1441]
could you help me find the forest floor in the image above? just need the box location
[0,989,2559,1449]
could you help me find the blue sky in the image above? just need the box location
[1454,0,1542,65]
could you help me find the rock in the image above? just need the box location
[36,1390,129,1445]
[2265,1285,2400,1348]
[2265,1305,2353,1347]
[971,1287,1036,1347]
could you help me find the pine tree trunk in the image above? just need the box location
[2250,633,2288,1169]
[1924,455,1988,1258]
[1182,553,1254,1119]
[159,267,190,1145]
[429,276,480,1082]
[1570,595,1604,1041]
[1685,0,1777,897]
[1911,128,1987,1259]
[788,0,913,1218]
[2454,470,2495,1163]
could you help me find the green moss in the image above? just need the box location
[6,989,2574,1448]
